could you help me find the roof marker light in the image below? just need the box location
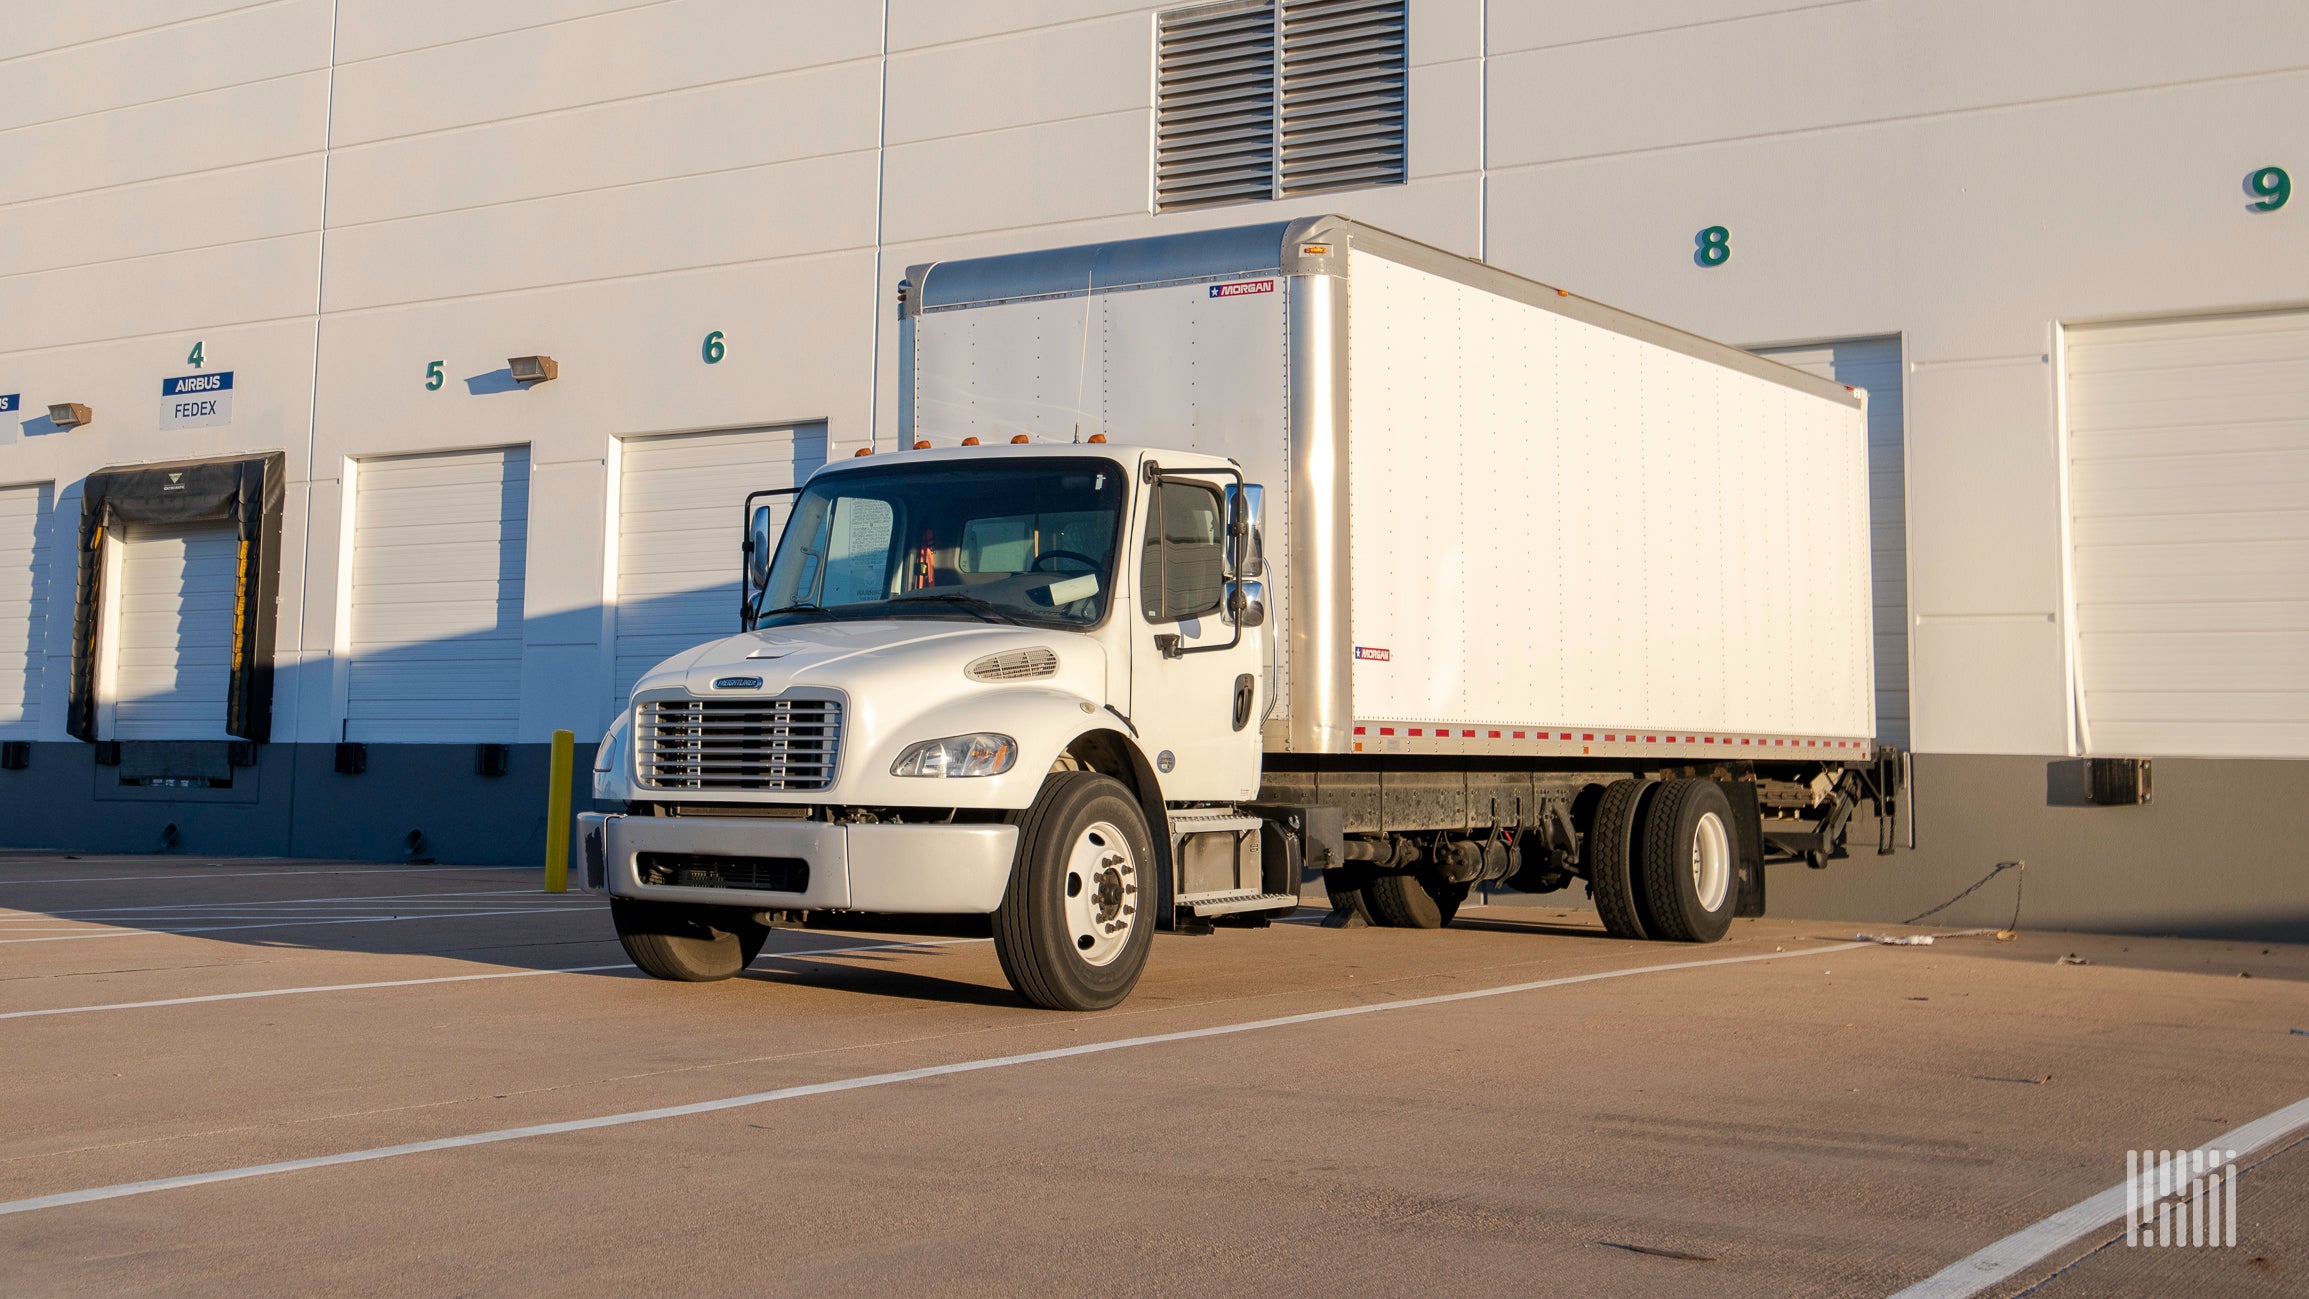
[914,440,931,449]
[961,436,980,446]
[1010,435,1030,444]
[1087,434,1106,443]
[853,447,873,457]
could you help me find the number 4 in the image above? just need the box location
[186,341,204,368]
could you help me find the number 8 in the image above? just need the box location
[2249,167,2290,212]
[1695,225,1731,267]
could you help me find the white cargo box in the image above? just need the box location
[901,218,1876,765]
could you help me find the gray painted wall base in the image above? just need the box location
[1769,753,2309,944]
[0,742,598,866]
[5,747,2302,946]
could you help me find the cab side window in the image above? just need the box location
[1139,482,1225,620]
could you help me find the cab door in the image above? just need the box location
[1127,476,1263,800]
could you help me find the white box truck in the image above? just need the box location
[579,217,1900,1010]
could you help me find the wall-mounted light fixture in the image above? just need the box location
[48,402,91,428]
[508,355,558,385]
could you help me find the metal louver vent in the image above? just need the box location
[1155,0,1406,213]
[1279,0,1407,195]
[1156,1,1278,212]
[966,647,1059,682]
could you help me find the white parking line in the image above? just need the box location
[0,906,603,945]
[35,889,584,916]
[0,939,985,1021]
[0,866,536,886]
[0,940,1863,1218]
[1886,1094,2309,1298]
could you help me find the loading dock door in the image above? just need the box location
[1753,337,1908,746]
[0,484,49,737]
[109,523,237,740]
[611,424,826,711]
[2066,309,2309,758]
[345,447,530,744]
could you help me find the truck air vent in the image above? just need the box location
[966,648,1059,682]
[635,696,841,792]
[637,852,809,893]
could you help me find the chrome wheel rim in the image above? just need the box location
[1063,820,1137,967]
[1692,811,1731,912]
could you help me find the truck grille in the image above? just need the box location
[636,696,841,791]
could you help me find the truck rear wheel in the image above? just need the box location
[611,897,769,981]
[1583,779,1652,940]
[993,772,1155,1011]
[1638,779,1738,943]
[1366,869,1466,929]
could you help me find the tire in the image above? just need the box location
[612,897,769,981]
[1638,779,1739,943]
[1366,869,1466,929]
[1583,779,1652,940]
[993,772,1156,1011]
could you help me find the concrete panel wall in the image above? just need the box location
[0,0,2304,907]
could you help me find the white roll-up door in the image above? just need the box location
[1752,337,1908,746]
[0,484,52,738]
[2066,309,2309,758]
[110,522,237,740]
[611,424,826,710]
[346,447,530,743]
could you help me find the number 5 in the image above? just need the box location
[2249,166,2290,212]
[425,360,444,391]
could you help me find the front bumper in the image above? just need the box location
[575,812,1018,914]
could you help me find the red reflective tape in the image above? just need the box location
[1354,726,1366,735]
[1410,729,1423,737]
[1462,729,1475,738]
[1646,736,1657,743]
[1513,731,1526,739]
[1379,728,1394,736]
[1583,734,1594,741]
[1558,732,1571,740]
[1704,737,1714,744]
[1488,730,1501,738]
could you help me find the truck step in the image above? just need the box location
[1168,810,1264,837]
[1180,889,1299,918]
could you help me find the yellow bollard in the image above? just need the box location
[543,729,575,893]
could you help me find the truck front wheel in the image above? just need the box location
[611,897,769,981]
[993,773,1156,1011]
[1638,779,1738,943]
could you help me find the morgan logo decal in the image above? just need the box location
[1353,646,1390,662]
[1209,279,1275,298]
[712,676,763,690]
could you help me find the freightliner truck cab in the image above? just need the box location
[581,442,1301,1011]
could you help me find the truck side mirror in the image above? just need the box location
[1227,578,1267,628]
[741,501,779,628]
[1224,482,1264,580]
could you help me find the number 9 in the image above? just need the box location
[2249,166,2290,212]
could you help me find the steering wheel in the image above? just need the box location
[1030,550,1100,573]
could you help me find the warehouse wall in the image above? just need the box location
[1,1,2304,935]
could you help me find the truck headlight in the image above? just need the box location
[890,733,1017,778]
[594,714,629,773]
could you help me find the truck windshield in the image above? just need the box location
[755,458,1127,630]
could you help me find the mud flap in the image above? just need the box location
[1722,780,1767,918]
